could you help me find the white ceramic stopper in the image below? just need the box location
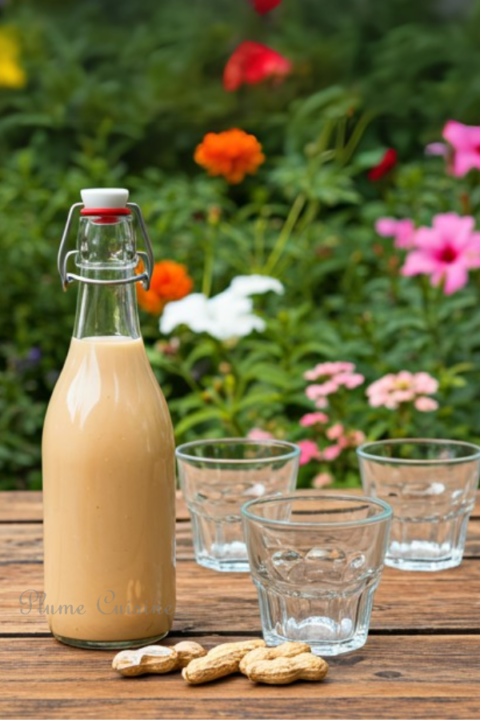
[81,188,129,209]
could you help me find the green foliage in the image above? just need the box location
[2,0,480,488]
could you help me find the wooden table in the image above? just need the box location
[1,490,480,719]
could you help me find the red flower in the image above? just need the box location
[223,41,292,92]
[250,0,283,13]
[367,149,397,182]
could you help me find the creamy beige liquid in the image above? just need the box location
[42,336,176,643]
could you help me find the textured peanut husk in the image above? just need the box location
[239,642,311,675]
[182,639,266,685]
[174,641,208,668]
[246,653,329,685]
[112,646,179,677]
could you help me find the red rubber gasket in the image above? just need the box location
[80,207,131,216]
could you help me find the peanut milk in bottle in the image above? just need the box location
[42,189,176,648]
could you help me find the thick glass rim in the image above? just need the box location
[357,438,480,465]
[175,438,300,465]
[241,491,392,528]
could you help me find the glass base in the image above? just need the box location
[262,625,369,657]
[385,555,463,572]
[196,555,250,572]
[255,581,377,656]
[386,540,464,571]
[53,630,169,650]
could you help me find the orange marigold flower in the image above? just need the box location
[137,260,193,315]
[194,128,265,184]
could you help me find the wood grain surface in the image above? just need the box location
[1,490,480,720]
[1,636,480,719]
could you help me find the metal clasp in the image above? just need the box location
[58,201,155,291]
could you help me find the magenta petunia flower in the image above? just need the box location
[443,120,480,177]
[322,445,342,461]
[326,423,344,441]
[299,412,329,427]
[375,217,416,249]
[401,213,480,295]
[425,142,448,157]
[298,440,321,466]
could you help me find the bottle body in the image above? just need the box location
[43,335,176,647]
[43,192,176,648]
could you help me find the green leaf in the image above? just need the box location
[174,407,226,438]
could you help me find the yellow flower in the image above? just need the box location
[0,29,26,89]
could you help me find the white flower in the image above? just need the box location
[160,274,283,341]
[228,274,284,297]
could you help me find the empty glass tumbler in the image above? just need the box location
[357,439,480,571]
[176,439,300,572]
[241,492,392,655]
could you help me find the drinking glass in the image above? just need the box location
[357,439,480,571]
[176,439,300,572]
[241,492,392,655]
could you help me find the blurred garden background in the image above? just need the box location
[3,0,480,490]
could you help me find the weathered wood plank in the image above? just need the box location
[0,522,196,563]
[2,698,479,720]
[2,559,480,635]
[2,490,479,523]
[0,491,190,523]
[3,520,480,564]
[0,492,43,522]
[0,636,479,719]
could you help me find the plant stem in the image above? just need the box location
[202,225,217,297]
[340,110,376,166]
[264,193,306,275]
[420,277,443,368]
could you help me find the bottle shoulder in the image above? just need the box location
[44,336,173,437]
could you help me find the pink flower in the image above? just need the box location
[425,142,448,157]
[312,472,333,488]
[305,380,339,399]
[304,361,355,381]
[326,423,344,441]
[322,445,342,461]
[247,428,274,441]
[336,372,365,389]
[366,371,439,411]
[414,396,439,412]
[375,217,416,249]
[314,397,329,409]
[298,440,321,466]
[402,213,480,295]
[413,372,439,395]
[442,120,480,177]
[299,412,329,427]
[391,389,415,404]
[350,430,366,447]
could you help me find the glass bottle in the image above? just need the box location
[42,189,176,649]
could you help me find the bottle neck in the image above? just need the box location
[73,279,141,340]
[72,214,142,341]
